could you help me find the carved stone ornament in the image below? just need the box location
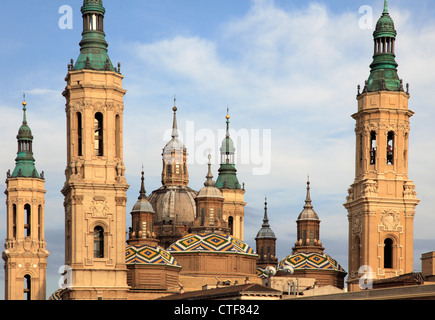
[381,210,400,231]
[90,198,109,217]
[403,181,417,199]
[362,180,378,197]
[346,187,354,202]
[352,213,362,235]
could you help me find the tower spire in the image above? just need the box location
[215,111,240,189]
[262,196,270,228]
[138,169,147,200]
[304,177,313,209]
[11,98,40,178]
[74,0,116,72]
[204,154,215,187]
[172,96,179,138]
[383,0,389,14]
[365,0,401,92]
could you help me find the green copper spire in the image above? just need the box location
[365,0,402,92]
[215,111,241,190]
[73,0,116,72]
[383,0,389,14]
[10,98,41,179]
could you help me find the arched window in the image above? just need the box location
[384,238,393,268]
[23,275,31,300]
[77,112,83,156]
[94,113,104,156]
[387,131,394,165]
[115,114,120,158]
[94,226,104,258]
[38,205,42,241]
[24,204,31,237]
[353,236,361,271]
[12,204,17,238]
[228,216,234,235]
[370,131,376,165]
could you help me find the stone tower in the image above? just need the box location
[255,198,278,269]
[215,112,246,240]
[293,179,324,254]
[2,99,49,300]
[344,0,419,292]
[60,0,129,300]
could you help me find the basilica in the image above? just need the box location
[2,0,435,300]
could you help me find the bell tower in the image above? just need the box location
[215,112,246,240]
[344,0,419,291]
[61,0,129,300]
[3,99,49,300]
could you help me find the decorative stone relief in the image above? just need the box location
[90,197,109,217]
[352,213,362,235]
[381,210,400,231]
[403,181,417,199]
[346,187,354,202]
[362,180,378,197]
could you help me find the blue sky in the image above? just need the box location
[1,0,435,299]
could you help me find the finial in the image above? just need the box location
[225,107,231,138]
[22,94,27,124]
[204,154,215,187]
[138,169,147,199]
[171,96,178,138]
[304,177,312,208]
[383,0,389,14]
[262,195,270,227]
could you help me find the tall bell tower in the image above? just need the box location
[3,99,49,300]
[215,112,246,240]
[344,0,419,291]
[60,0,129,300]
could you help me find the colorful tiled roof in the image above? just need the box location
[278,252,346,273]
[48,289,64,300]
[167,232,257,256]
[126,244,180,267]
[256,267,268,279]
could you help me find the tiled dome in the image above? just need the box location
[167,232,256,256]
[278,252,346,273]
[126,244,180,267]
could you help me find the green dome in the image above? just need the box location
[17,123,33,140]
[374,13,396,39]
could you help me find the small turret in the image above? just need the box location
[73,0,116,72]
[11,98,41,179]
[366,0,402,92]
